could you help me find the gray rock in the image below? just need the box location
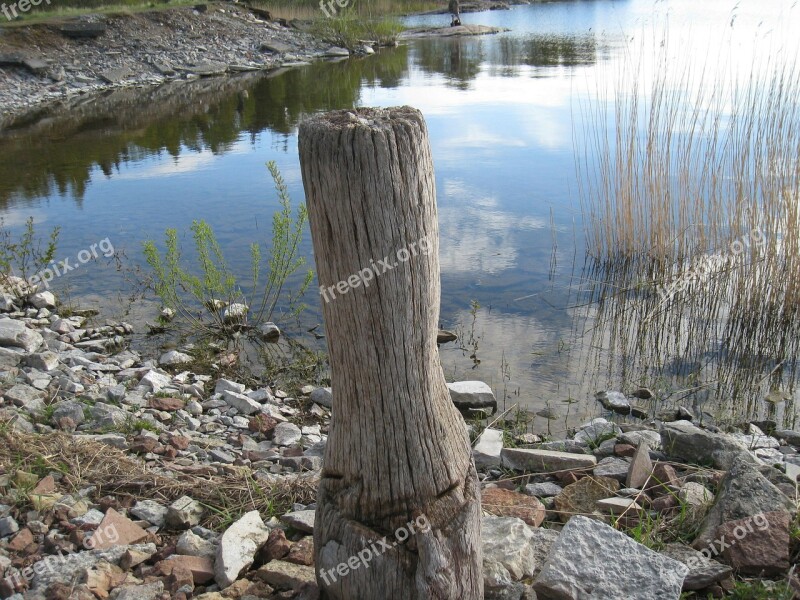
[52,401,85,426]
[593,457,630,482]
[310,386,332,408]
[0,318,43,352]
[484,558,524,600]
[660,543,732,590]
[215,378,246,395]
[661,420,757,470]
[158,350,193,366]
[273,422,302,446]
[222,390,261,415]
[210,449,236,464]
[595,390,630,410]
[502,448,597,473]
[483,515,557,582]
[774,429,800,447]
[215,510,271,588]
[90,402,129,428]
[533,516,688,599]
[619,429,662,449]
[140,369,172,392]
[91,433,128,450]
[28,291,56,309]
[692,459,795,550]
[0,516,19,537]
[323,46,350,57]
[447,381,498,415]
[108,581,164,600]
[25,351,59,372]
[536,440,589,454]
[281,509,315,533]
[130,500,169,528]
[255,559,315,590]
[166,496,204,530]
[524,482,563,498]
[176,529,216,558]
[474,428,504,468]
[4,383,44,409]
[574,417,621,445]
[259,322,281,342]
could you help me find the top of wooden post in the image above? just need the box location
[299,106,426,133]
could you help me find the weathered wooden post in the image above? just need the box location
[299,107,482,599]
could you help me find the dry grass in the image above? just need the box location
[0,426,318,530]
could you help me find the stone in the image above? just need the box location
[692,460,795,550]
[678,482,713,508]
[323,46,351,57]
[259,322,281,342]
[660,543,732,591]
[593,457,629,482]
[661,421,757,470]
[148,396,184,411]
[165,554,215,584]
[254,560,316,591]
[273,422,302,446]
[474,428,504,468]
[619,429,661,449]
[774,429,800,446]
[482,487,545,527]
[533,516,688,599]
[25,351,59,371]
[222,390,261,415]
[209,449,235,464]
[281,509,315,533]
[140,370,172,392]
[285,536,314,566]
[574,417,622,445]
[260,41,294,53]
[596,497,643,515]
[88,508,149,550]
[51,400,85,426]
[4,383,44,409]
[595,390,630,412]
[215,510,271,588]
[553,476,619,523]
[447,381,497,415]
[715,511,791,575]
[176,529,216,558]
[310,386,332,408]
[482,516,553,582]
[0,516,19,537]
[264,527,292,561]
[119,546,156,570]
[502,448,597,473]
[524,482,563,498]
[215,378,245,394]
[626,441,654,488]
[108,581,164,600]
[191,62,229,77]
[28,291,56,309]
[166,496,205,530]
[158,350,193,366]
[59,22,107,38]
[130,500,168,528]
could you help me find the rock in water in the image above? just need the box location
[533,515,688,599]
[447,381,498,415]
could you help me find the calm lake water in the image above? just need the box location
[2,0,799,433]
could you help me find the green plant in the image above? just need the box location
[310,13,404,49]
[143,162,312,340]
[0,216,60,296]
[726,579,794,600]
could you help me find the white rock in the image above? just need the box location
[158,350,193,366]
[214,510,271,588]
[273,422,302,446]
[222,303,248,323]
[140,370,172,392]
[0,318,43,353]
[215,378,245,395]
[473,428,503,468]
[447,381,497,414]
[29,291,56,309]
[222,390,261,415]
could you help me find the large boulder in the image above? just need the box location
[692,460,795,550]
[661,421,757,470]
[533,516,688,599]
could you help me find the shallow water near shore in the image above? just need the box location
[2,0,800,432]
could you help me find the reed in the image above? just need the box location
[576,38,800,425]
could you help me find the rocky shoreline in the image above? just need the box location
[0,283,797,599]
